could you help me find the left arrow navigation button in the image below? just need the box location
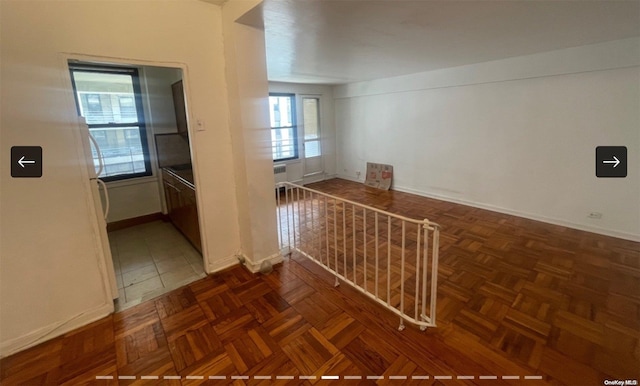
[18,155,37,168]
[11,146,42,178]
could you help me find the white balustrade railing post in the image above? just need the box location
[276,185,282,248]
[352,205,356,285]
[333,198,339,286]
[399,221,406,331]
[430,227,440,326]
[374,213,379,299]
[342,202,347,278]
[421,222,430,327]
[387,216,391,307]
[415,223,421,322]
[363,208,367,293]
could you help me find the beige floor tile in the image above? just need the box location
[190,262,205,275]
[114,289,128,312]
[108,220,206,311]
[164,275,205,295]
[113,232,145,246]
[124,276,163,302]
[118,252,154,273]
[160,265,199,288]
[144,232,180,245]
[122,264,159,287]
[118,241,150,257]
[148,239,190,254]
[149,245,185,263]
[116,272,124,289]
[183,248,203,266]
[116,297,142,312]
[162,271,206,296]
[112,254,121,273]
[137,221,173,235]
[142,224,181,236]
[140,286,176,302]
[109,240,118,256]
[155,254,190,274]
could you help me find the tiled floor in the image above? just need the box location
[108,220,205,311]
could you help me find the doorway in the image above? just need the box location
[68,60,205,311]
[301,95,323,177]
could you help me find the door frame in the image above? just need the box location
[58,53,206,303]
[298,93,324,179]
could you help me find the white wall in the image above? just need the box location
[334,38,640,241]
[101,177,163,223]
[0,0,243,356]
[269,82,337,184]
[223,1,281,271]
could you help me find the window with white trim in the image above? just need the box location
[302,97,321,158]
[269,93,298,162]
[69,64,152,181]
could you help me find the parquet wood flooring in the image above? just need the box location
[301,179,640,382]
[1,178,638,385]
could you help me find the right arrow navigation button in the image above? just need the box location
[596,146,627,178]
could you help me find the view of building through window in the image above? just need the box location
[302,97,321,158]
[269,94,297,161]
[70,66,151,180]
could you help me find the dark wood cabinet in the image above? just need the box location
[171,80,188,135]
[162,169,201,252]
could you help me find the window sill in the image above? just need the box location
[103,175,158,189]
[274,159,302,166]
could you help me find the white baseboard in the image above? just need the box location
[240,252,284,273]
[302,172,332,185]
[336,174,362,183]
[0,302,113,358]
[334,174,639,242]
[393,184,640,242]
[287,173,338,187]
[205,251,285,275]
[205,253,241,274]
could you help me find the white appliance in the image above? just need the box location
[77,117,119,299]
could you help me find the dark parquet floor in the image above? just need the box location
[1,178,638,385]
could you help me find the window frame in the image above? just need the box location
[301,96,322,159]
[269,93,298,162]
[69,63,152,182]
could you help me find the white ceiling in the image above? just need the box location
[245,0,640,85]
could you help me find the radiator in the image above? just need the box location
[274,164,287,183]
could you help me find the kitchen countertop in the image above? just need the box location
[164,166,195,189]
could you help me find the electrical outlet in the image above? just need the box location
[356,171,361,179]
[588,212,602,219]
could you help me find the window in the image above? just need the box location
[118,96,137,121]
[302,97,321,158]
[69,64,151,181]
[269,94,297,161]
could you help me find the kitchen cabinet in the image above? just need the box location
[162,168,201,252]
[171,80,188,135]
